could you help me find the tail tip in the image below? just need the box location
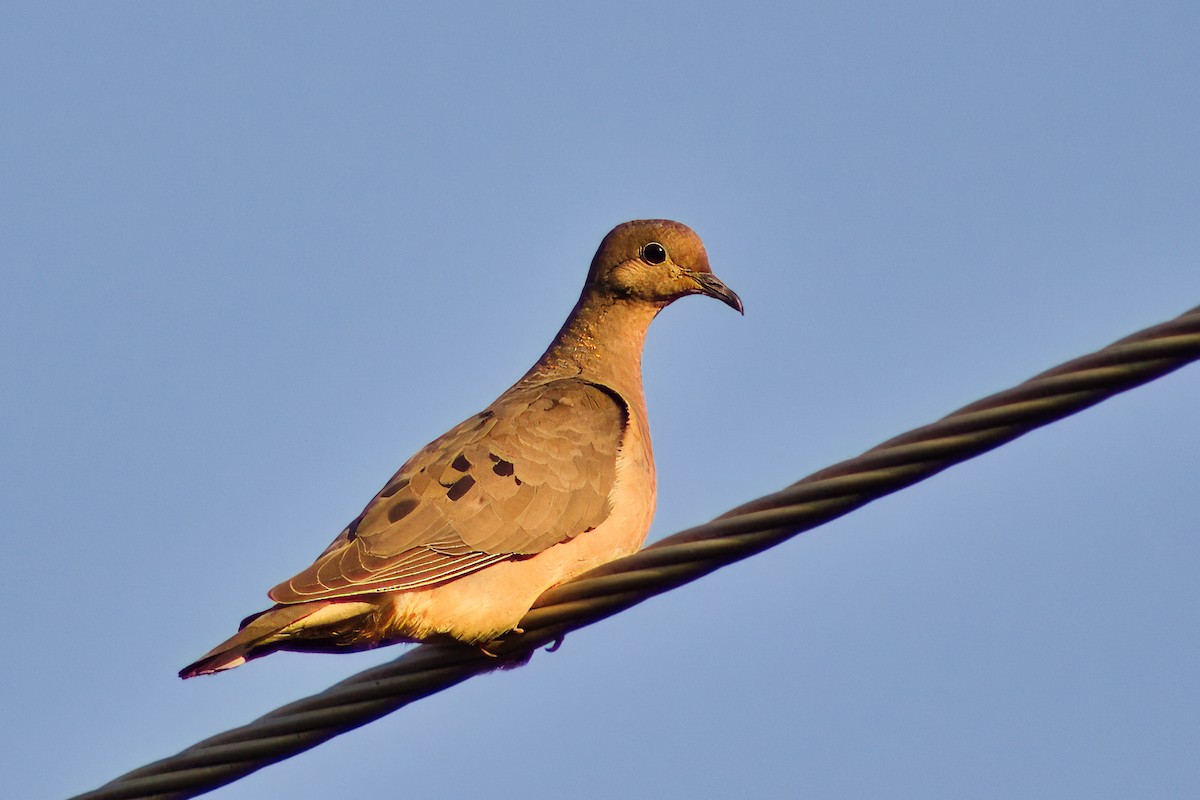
[178,654,247,680]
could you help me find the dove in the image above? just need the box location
[180,219,742,678]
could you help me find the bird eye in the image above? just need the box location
[642,242,667,264]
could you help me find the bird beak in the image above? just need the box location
[690,272,744,315]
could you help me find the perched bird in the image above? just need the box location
[180,219,742,678]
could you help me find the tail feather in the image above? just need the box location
[179,599,378,678]
[179,603,320,678]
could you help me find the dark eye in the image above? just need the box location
[642,242,667,264]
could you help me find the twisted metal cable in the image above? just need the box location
[72,304,1200,800]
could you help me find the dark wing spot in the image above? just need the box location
[380,477,410,498]
[492,458,514,477]
[514,477,523,486]
[346,512,367,541]
[451,453,471,472]
[387,498,419,523]
[446,475,476,501]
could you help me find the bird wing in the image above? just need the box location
[268,378,627,603]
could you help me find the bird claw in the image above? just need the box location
[478,627,534,662]
[545,635,565,653]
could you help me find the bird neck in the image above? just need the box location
[525,290,662,401]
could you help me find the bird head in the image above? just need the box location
[588,220,743,314]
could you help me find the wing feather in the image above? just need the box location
[269,379,625,603]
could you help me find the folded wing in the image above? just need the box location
[269,379,626,603]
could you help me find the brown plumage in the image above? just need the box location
[180,219,741,678]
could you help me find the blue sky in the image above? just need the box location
[4,3,1198,798]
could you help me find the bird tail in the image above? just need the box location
[178,599,377,679]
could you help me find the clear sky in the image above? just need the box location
[4,3,1198,799]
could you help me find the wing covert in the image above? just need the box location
[269,379,626,603]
